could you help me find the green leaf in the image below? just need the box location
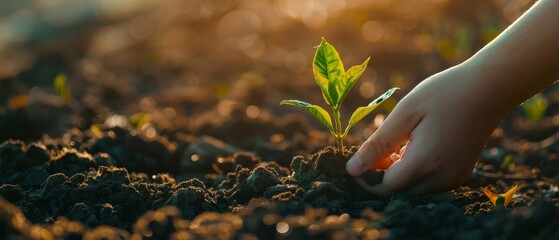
[280,100,334,135]
[313,38,345,106]
[130,112,152,128]
[521,93,548,123]
[313,67,333,105]
[327,81,338,106]
[331,57,370,108]
[54,73,70,102]
[343,87,398,136]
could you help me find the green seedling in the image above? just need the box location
[521,93,548,123]
[480,185,518,207]
[130,112,152,128]
[54,73,71,102]
[281,38,398,154]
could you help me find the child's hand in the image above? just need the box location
[346,62,507,197]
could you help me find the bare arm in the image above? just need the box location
[473,0,559,109]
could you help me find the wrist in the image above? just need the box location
[454,59,517,117]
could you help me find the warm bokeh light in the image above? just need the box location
[359,81,376,99]
[0,0,539,139]
[361,21,384,42]
[0,0,537,83]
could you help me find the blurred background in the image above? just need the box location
[0,0,543,144]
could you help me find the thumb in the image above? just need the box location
[346,104,421,176]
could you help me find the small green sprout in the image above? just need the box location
[281,38,398,154]
[480,185,518,207]
[54,73,71,102]
[521,93,548,123]
[130,112,152,129]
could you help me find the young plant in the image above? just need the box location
[521,93,548,123]
[281,38,398,154]
[54,73,71,102]
[480,185,518,207]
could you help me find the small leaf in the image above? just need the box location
[54,73,66,93]
[480,187,500,206]
[521,93,548,123]
[313,67,334,106]
[54,73,70,102]
[332,57,370,108]
[130,112,152,128]
[343,88,398,136]
[313,38,345,106]
[481,185,518,207]
[502,185,518,207]
[327,81,339,106]
[502,154,513,167]
[280,100,334,135]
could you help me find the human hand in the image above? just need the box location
[346,62,510,197]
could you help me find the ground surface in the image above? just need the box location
[1,0,558,239]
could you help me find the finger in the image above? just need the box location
[368,160,408,197]
[399,141,408,156]
[375,141,409,170]
[367,118,441,196]
[372,155,395,170]
[346,102,423,176]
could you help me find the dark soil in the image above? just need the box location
[1,117,559,239]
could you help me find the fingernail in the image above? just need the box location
[346,154,366,176]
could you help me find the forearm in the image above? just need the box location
[469,0,559,109]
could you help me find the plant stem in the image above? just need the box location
[333,108,344,154]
